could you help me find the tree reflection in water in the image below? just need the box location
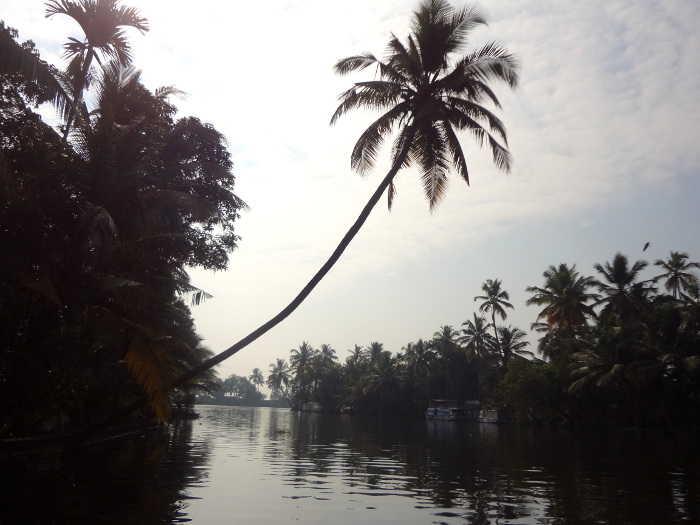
[0,422,210,524]
[3,407,699,523]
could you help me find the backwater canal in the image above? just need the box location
[2,405,699,523]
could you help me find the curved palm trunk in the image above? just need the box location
[71,127,418,440]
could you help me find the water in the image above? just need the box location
[2,405,699,523]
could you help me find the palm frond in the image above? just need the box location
[350,105,407,174]
[446,97,508,142]
[334,52,381,75]
[91,305,175,421]
[385,34,421,84]
[413,121,450,209]
[330,82,404,126]
[124,332,174,421]
[442,123,469,184]
[459,41,521,89]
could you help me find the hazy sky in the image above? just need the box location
[3,0,699,384]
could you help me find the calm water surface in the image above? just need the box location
[3,405,699,523]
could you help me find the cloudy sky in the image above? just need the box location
[3,0,699,385]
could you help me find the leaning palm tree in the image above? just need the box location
[653,251,700,300]
[45,0,149,139]
[106,0,518,431]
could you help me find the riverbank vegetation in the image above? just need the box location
[1,4,244,438]
[263,254,700,433]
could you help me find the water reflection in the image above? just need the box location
[184,407,700,523]
[0,422,209,524]
[2,407,699,523]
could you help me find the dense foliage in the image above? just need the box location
[265,253,700,432]
[0,11,244,438]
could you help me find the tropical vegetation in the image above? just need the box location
[1,2,245,438]
[259,252,700,433]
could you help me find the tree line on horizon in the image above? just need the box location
[257,252,700,432]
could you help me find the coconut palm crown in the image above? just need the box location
[331,0,519,210]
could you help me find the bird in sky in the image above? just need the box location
[643,242,650,252]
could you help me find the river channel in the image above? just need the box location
[2,405,699,523]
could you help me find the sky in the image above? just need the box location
[2,0,699,386]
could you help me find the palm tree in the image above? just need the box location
[497,325,533,367]
[266,359,292,405]
[361,351,403,414]
[248,368,265,393]
[402,339,434,403]
[653,251,700,300]
[526,264,599,331]
[45,0,149,139]
[475,278,513,361]
[460,313,495,362]
[138,0,518,423]
[331,0,518,209]
[346,344,367,366]
[319,343,338,365]
[431,325,461,397]
[367,341,386,363]
[594,253,655,322]
[460,313,496,399]
[289,341,315,399]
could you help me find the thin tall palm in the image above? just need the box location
[653,251,700,300]
[525,263,599,331]
[431,325,461,397]
[45,0,149,139]
[128,0,518,429]
[475,278,513,361]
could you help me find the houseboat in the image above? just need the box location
[478,407,514,423]
[425,400,479,421]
